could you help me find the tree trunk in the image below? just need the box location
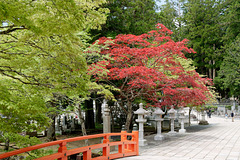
[95,99,102,124]
[213,44,216,79]
[77,103,89,146]
[213,60,216,79]
[84,98,95,129]
[188,107,192,126]
[47,116,57,141]
[4,138,9,151]
[125,101,133,132]
[209,60,212,79]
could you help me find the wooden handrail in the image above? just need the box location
[0,131,139,160]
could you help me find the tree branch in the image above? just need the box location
[0,66,52,87]
[0,27,27,35]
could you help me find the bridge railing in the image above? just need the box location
[0,131,139,160]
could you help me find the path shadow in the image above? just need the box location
[185,123,215,133]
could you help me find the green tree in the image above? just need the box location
[158,0,178,32]
[182,0,224,80]
[0,0,109,150]
[214,0,240,98]
[91,0,160,40]
[217,36,240,97]
[0,78,49,150]
[158,0,186,41]
[221,0,240,44]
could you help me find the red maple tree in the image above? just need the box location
[90,24,212,131]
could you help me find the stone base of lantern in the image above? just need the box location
[199,120,209,125]
[168,130,177,136]
[139,139,148,146]
[179,128,186,134]
[154,134,164,140]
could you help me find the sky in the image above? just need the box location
[156,0,166,6]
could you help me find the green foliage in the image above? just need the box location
[95,123,103,129]
[221,0,240,44]
[158,0,185,41]
[0,79,50,133]
[1,133,41,149]
[0,0,109,151]
[84,39,118,101]
[90,0,160,40]
[205,105,217,110]
[225,105,231,110]
[182,0,224,78]
[0,0,109,35]
[218,36,240,97]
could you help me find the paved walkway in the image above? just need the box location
[118,116,240,160]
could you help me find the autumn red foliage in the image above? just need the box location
[91,24,212,105]
[89,24,212,130]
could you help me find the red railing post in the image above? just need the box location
[83,148,91,160]
[132,130,139,155]
[121,130,127,154]
[102,135,110,159]
[58,141,68,160]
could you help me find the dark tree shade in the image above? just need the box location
[90,0,160,41]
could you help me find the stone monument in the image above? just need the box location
[134,103,148,146]
[153,107,165,140]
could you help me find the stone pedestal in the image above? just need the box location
[178,108,186,134]
[168,106,177,135]
[134,103,148,146]
[103,104,111,133]
[153,107,165,140]
[199,111,209,125]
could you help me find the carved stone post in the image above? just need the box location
[168,106,177,135]
[178,107,186,134]
[153,107,165,140]
[134,103,148,146]
[103,104,111,133]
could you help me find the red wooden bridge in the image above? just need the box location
[0,131,138,160]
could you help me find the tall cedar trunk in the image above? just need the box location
[47,116,57,141]
[125,101,133,132]
[77,103,89,146]
[213,60,216,79]
[84,98,95,129]
[95,99,102,124]
[213,44,216,79]
[209,60,212,79]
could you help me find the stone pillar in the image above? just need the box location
[103,104,111,133]
[153,107,165,140]
[168,106,177,135]
[178,107,186,134]
[134,103,148,146]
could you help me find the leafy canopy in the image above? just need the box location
[94,24,212,107]
[0,0,109,149]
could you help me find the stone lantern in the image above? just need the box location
[199,110,209,125]
[153,107,165,140]
[134,103,148,146]
[178,107,186,134]
[168,106,177,135]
